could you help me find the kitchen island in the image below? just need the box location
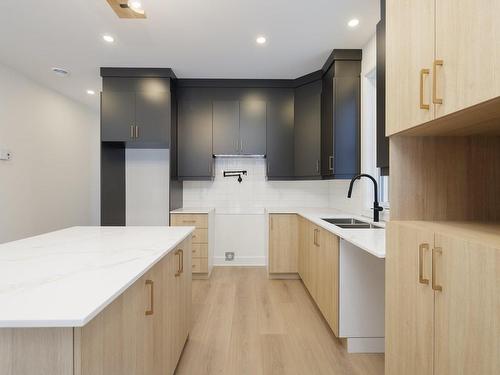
[0,226,193,375]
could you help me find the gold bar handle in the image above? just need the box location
[179,249,184,274]
[130,125,135,139]
[432,247,443,291]
[175,249,182,277]
[145,280,154,316]
[432,60,443,104]
[420,69,430,109]
[182,220,197,223]
[418,243,430,284]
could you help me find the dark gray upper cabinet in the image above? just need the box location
[101,77,172,147]
[101,91,135,142]
[333,76,360,177]
[376,3,389,175]
[178,99,214,179]
[240,100,267,155]
[135,91,171,143]
[294,80,322,178]
[213,100,240,155]
[266,92,294,179]
[321,59,361,179]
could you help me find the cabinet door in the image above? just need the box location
[434,233,499,375]
[213,100,239,155]
[386,0,435,135]
[240,100,266,155]
[135,90,170,145]
[101,91,136,142]
[294,81,322,178]
[435,0,500,119]
[266,94,294,178]
[385,222,434,375]
[316,229,339,336]
[268,214,298,273]
[178,100,213,179]
[332,77,360,178]
[307,224,320,300]
[298,217,308,282]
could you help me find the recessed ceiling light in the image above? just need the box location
[86,90,96,95]
[129,1,142,10]
[102,34,115,43]
[348,18,360,28]
[256,36,267,45]
[51,67,70,77]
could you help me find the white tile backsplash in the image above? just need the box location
[183,158,332,211]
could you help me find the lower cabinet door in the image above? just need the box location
[316,229,339,336]
[269,214,299,273]
[434,233,499,375]
[385,222,435,375]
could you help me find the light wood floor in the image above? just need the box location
[175,267,384,375]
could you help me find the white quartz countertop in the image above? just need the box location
[170,207,215,214]
[0,226,194,328]
[266,208,386,258]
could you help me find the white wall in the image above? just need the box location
[126,149,170,226]
[0,63,100,243]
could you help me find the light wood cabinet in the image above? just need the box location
[386,221,500,375]
[268,214,299,274]
[297,218,339,336]
[386,0,435,135]
[435,0,500,119]
[0,237,192,375]
[171,212,213,278]
[386,0,500,135]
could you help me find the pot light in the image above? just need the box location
[256,36,267,45]
[86,90,96,95]
[102,34,115,43]
[51,67,70,77]
[348,18,360,28]
[128,1,145,14]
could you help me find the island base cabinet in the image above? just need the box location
[0,237,192,375]
[386,222,500,375]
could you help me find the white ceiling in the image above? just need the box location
[0,0,380,109]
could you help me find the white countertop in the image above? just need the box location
[170,207,215,214]
[266,208,386,258]
[0,226,194,328]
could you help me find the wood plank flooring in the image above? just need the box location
[175,267,384,375]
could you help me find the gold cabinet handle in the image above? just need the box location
[180,249,184,274]
[175,249,182,277]
[432,60,444,104]
[182,220,197,223]
[130,125,135,139]
[420,69,430,109]
[418,243,430,284]
[145,280,154,316]
[432,247,443,291]
[135,125,140,139]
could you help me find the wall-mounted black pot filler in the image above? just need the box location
[223,170,247,183]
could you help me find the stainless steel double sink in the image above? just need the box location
[321,217,383,229]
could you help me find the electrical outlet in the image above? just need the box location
[0,150,12,161]
[225,252,235,261]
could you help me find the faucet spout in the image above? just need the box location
[347,174,383,222]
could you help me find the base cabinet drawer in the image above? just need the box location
[192,243,208,258]
[192,257,208,273]
[171,214,208,229]
[192,228,208,244]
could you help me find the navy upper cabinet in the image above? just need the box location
[101,77,172,147]
[240,100,266,155]
[213,100,239,155]
[101,91,136,142]
[321,58,361,179]
[294,80,322,178]
[178,99,214,179]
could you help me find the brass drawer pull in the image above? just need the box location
[418,243,430,284]
[175,249,182,277]
[182,220,197,223]
[432,247,443,292]
[145,280,154,316]
[432,60,443,104]
[420,68,430,109]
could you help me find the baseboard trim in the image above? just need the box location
[345,337,385,353]
[213,256,266,267]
